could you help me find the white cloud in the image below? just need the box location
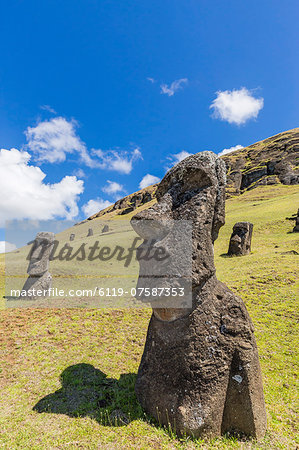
[165,150,193,170]
[25,117,92,164]
[25,116,142,173]
[160,78,188,96]
[73,168,86,178]
[92,147,142,174]
[139,174,161,190]
[218,144,244,157]
[82,198,112,217]
[102,180,124,195]
[147,77,155,83]
[40,105,57,114]
[0,148,84,226]
[210,88,264,125]
[0,241,17,254]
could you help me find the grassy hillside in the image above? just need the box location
[0,184,298,449]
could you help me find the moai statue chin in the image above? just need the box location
[131,152,267,439]
[21,232,55,299]
[228,222,253,256]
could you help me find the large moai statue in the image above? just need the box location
[293,209,299,232]
[87,228,93,237]
[22,232,55,298]
[228,222,253,256]
[131,152,267,439]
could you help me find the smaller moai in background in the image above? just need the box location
[293,209,299,232]
[70,233,75,241]
[21,232,55,299]
[87,228,93,237]
[102,225,109,233]
[228,221,253,256]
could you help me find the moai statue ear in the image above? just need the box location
[211,157,226,242]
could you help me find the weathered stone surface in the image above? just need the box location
[21,271,53,298]
[102,225,109,233]
[70,233,75,241]
[21,232,54,298]
[228,222,253,256]
[293,209,299,232]
[131,151,266,439]
[87,228,93,237]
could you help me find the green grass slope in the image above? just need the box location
[0,184,298,449]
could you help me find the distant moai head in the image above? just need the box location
[70,233,75,241]
[293,209,299,232]
[27,232,55,276]
[87,228,93,237]
[131,151,226,320]
[228,222,253,256]
[102,225,109,233]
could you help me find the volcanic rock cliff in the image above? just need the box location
[222,128,299,196]
[84,128,299,220]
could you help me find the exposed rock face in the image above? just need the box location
[87,228,93,237]
[228,222,253,256]
[70,233,75,241]
[21,232,55,299]
[131,152,266,439]
[223,128,299,196]
[293,209,299,232]
[84,184,158,221]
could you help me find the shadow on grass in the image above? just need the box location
[33,363,144,426]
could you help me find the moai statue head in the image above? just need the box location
[87,228,93,237]
[131,151,226,321]
[70,233,75,241]
[27,232,55,276]
[102,225,109,233]
[228,222,253,256]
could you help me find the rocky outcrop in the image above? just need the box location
[84,184,158,221]
[131,152,267,439]
[223,128,299,196]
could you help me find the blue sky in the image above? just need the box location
[0,0,298,245]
